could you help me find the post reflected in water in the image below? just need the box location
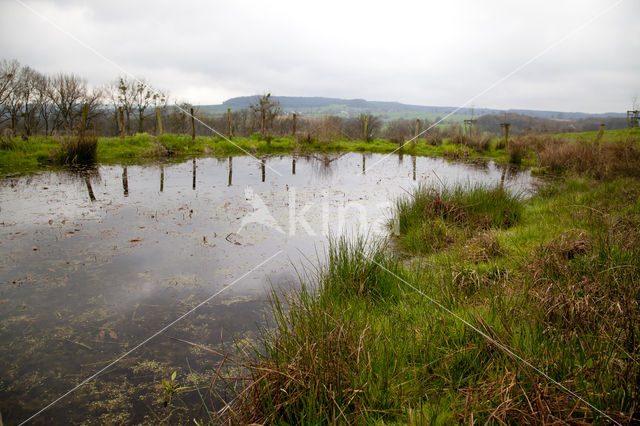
[261,158,266,182]
[292,157,296,175]
[160,165,164,192]
[122,167,129,197]
[362,153,366,175]
[398,148,404,163]
[499,163,508,190]
[412,156,416,181]
[228,156,232,186]
[192,158,196,190]
[85,176,96,202]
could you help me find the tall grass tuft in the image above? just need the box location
[394,183,523,255]
[230,235,413,424]
[54,134,98,164]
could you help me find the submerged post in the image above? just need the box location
[292,157,296,175]
[362,153,366,175]
[190,108,196,141]
[261,158,266,182]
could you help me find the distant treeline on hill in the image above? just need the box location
[0,58,629,140]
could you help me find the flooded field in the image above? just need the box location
[0,153,535,424]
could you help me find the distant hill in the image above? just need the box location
[198,96,626,122]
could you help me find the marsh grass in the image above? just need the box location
[394,183,523,255]
[224,173,639,424]
[54,134,98,165]
[515,132,640,179]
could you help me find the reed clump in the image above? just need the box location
[54,134,98,164]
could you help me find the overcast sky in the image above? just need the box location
[1,0,638,113]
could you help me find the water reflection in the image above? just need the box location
[85,175,96,202]
[412,156,416,181]
[122,167,129,197]
[160,165,164,192]
[292,157,296,175]
[228,156,232,186]
[192,158,196,190]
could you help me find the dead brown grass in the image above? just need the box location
[520,135,640,179]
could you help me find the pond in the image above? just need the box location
[0,153,535,425]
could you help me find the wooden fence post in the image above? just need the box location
[118,107,125,139]
[292,113,297,136]
[413,119,420,149]
[363,115,369,141]
[596,123,605,152]
[190,108,196,141]
[80,103,89,140]
[227,108,233,137]
[156,108,163,136]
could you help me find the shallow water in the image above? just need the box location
[0,153,535,424]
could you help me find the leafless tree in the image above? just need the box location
[384,118,413,143]
[48,73,88,132]
[151,90,168,134]
[0,59,20,128]
[34,73,55,135]
[249,93,282,135]
[133,80,153,133]
[108,76,136,135]
[20,66,43,136]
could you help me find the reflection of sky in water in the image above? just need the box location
[0,153,535,424]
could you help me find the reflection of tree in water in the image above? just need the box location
[54,165,102,202]
[307,153,347,178]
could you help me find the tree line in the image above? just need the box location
[1,58,627,142]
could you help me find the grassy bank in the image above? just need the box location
[1,132,510,177]
[226,132,640,424]
[2,128,637,177]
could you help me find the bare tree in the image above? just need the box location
[5,70,25,132]
[249,93,282,135]
[0,59,20,128]
[20,66,43,136]
[384,118,413,143]
[133,80,153,133]
[34,74,55,136]
[109,76,136,135]
[48,73,87,132]
[151,90,168,134]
